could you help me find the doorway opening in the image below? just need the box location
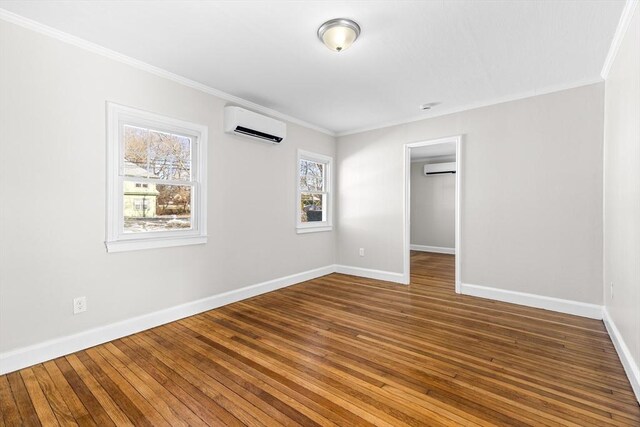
[403,136,461,291]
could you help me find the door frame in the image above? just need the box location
[402,135,462,292]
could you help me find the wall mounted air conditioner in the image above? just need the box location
[424,162,456,175]
[224,106,286,143]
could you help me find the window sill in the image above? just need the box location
[296,226,333,234]
[105,235,207,253]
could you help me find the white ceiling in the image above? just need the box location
[0,1,624,135]
[410,142,456,161]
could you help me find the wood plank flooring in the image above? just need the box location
[1,251,639,426]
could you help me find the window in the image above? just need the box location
[297,150,333,233]
[106,103,207,252]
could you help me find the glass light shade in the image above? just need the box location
[318,19,361,52]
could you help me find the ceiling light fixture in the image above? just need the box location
[317,18,361,52]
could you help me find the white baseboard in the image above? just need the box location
[335,265,407,285]
[0,265,334,375]
[460,283,603,319]
[410,244,455,255]
[603,307,640,403]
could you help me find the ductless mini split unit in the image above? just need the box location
[224,106,286,143]
[424,162,456,175]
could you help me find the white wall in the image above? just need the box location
[410,161,455,249]
[337,83,604,304]
[0,21,336,354]
[603,5,640,397]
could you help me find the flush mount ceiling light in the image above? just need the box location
[317,18,361,52]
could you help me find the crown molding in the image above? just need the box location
[601,0,639,79]
[0,8,336,137]
[336,78,604,137]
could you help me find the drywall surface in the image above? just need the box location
[337,83,604,303]
[603,6,640,385]
[0,20,336,353]
[410,162,455,248]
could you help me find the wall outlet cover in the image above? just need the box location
[73,296,87,314]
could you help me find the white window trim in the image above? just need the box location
[105,102,208,253]
[296,149,333,234]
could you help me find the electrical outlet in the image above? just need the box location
[359,248,365,257]
[610,282,614,299]
[73,296,87,314]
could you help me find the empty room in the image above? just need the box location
[1,0,639,425]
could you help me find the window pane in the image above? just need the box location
[300,159,323,177]
[149,130,192,181]
[300,192,325,222]
[123,125,192,181]
[123,182,192,233]
[299,159,326,192]
[299,175,324,192]
[299,159,324,177]
[124,125,150,178]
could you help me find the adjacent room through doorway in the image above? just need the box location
[404,137,461,290]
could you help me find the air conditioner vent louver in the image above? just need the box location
[224,106,286,144]
[424,162,456,175]
[234,126,283,143]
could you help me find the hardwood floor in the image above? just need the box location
[2,251,639,426]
